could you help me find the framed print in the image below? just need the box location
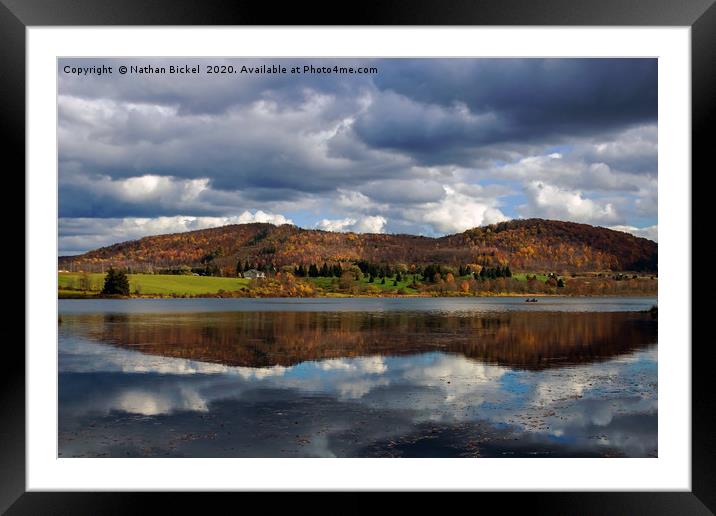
[5,0,713,512]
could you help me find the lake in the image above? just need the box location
[58,296,657,458]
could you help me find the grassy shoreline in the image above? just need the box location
[59,290,657,300]
[59,272,657,299]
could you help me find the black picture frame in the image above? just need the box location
[5,0,711,512]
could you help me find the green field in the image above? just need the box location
[512,273,549,282]
[58,269,654,298]
[307,275,420,294]
[59,272,251,296]
[308,272,553,294]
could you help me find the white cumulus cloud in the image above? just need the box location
[521,181,619,225]
[316,215,387,234]
[404,185,507,234]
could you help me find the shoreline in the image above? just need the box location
[58,292,658,300]
[59,271,657,300]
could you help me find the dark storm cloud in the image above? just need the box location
[374,59,657,130]
[59,58,657,193]
[353,59,657,161]
[58,183,214,218]
[59,58,376,115]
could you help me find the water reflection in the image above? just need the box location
[60,311,656,370]
[58,304,657,458]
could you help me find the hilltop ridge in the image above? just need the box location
[58,218,657,273]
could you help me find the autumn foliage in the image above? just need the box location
[58,218,657,274]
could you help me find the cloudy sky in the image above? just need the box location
[58,58,657,255]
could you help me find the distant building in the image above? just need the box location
[243,269,266,279]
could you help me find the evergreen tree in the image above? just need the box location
[101,267,130,296]
[308,264,319,278]
[423,264,441,283]
[381,277,386,285]
[320,262,330,277]
[236,260,244,276]
[396,272,402,282]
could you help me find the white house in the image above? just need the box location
[243,269,266,279]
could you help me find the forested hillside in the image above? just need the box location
[58,218,657,274]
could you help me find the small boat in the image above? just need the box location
[525,298,538,303]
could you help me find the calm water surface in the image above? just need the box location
[59,297,657,458]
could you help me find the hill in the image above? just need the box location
[58,218,657,274]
